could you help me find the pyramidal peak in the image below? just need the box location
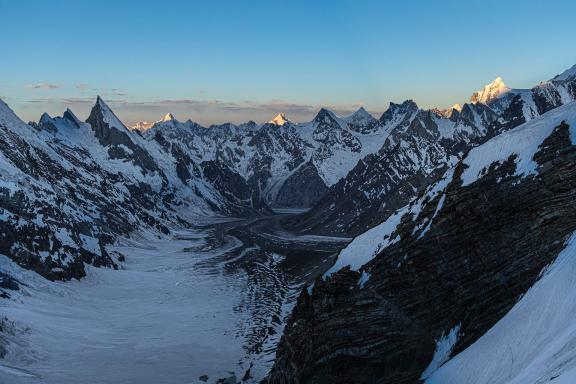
[89,96,128,131]
[351,106,372,118]
[161,113,176,122]
[347,106,376,124]
[470,77,510,104]
[268,112,290,126]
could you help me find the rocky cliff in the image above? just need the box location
[266,102,576,383]
[291,67,576,237]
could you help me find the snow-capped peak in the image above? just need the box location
[63,108,82,127]
[434,103,463,118]
[470,77,510,104]
[268,112,290,126]
[451,103,462,112]
[351,107,373,119]
[39,112,52,123]
[345,107,376,125]
[92,96,127,131]
[161,113,176,122]
[132,121,154,130]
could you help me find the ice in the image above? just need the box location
[0,227,260,384]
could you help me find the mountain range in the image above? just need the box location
[1,63,576,383]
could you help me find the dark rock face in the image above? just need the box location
[267,120,576,384]
[275,161,328,208]
[86,97,159,174]
[1,98,263,281]
[290,77,576,238]
[287,103,494,237]
[201,159,272,216]
[312,109,362,155]
[345,107,378,134]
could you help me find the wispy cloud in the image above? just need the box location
[111,98,363,116]
[21,96,372,126]
[26,97,125,105]
[75,83,89,90]
[107,90,128,97]
[26,83,60,90]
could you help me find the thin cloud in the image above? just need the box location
[26,83,60,90]
[25,97,125,105]
[107,91,128,97]
[20,95,374,126]
[129,98,357,115]
[23,96,362,115]
[75,83,89,90]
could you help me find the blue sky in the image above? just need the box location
[1,0,576,125]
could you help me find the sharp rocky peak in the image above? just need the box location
[380,100,418,120]
[39,112,52,123]
[63,108,82,127]
[470,77,510,104]
[392,99,418,111]
[161,113,176,122]
[314,108,339,124]
[89,96,127,131]
[349,106,374,120]
[268,112,290,126]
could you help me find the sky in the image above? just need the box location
[1,0,576,126]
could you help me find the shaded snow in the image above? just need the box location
[0,227,263,384]
[460,101,576,186]
[357,271,371,288]
[421,324,461,380]
[426,233,576,384]
[323,206,408,278]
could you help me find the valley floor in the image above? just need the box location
[0,214,347,384]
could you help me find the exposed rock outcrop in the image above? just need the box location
[267,110,576,383]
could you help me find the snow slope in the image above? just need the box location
[324,101,576,283]
[425,233,576,384]
[0,227,255,384]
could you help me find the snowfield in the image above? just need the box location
[0,225,279,384]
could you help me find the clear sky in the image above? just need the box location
[1,0,576,126]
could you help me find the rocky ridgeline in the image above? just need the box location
[266,105,576,382]
[289,70,576,237]
[0,98,269,280]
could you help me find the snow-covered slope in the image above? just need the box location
[0,97,264,280]
[426,233,576,384]
[290,65,576,236]
[268,99,576,383]
[325,101,576,277]
[145,106,393,208]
